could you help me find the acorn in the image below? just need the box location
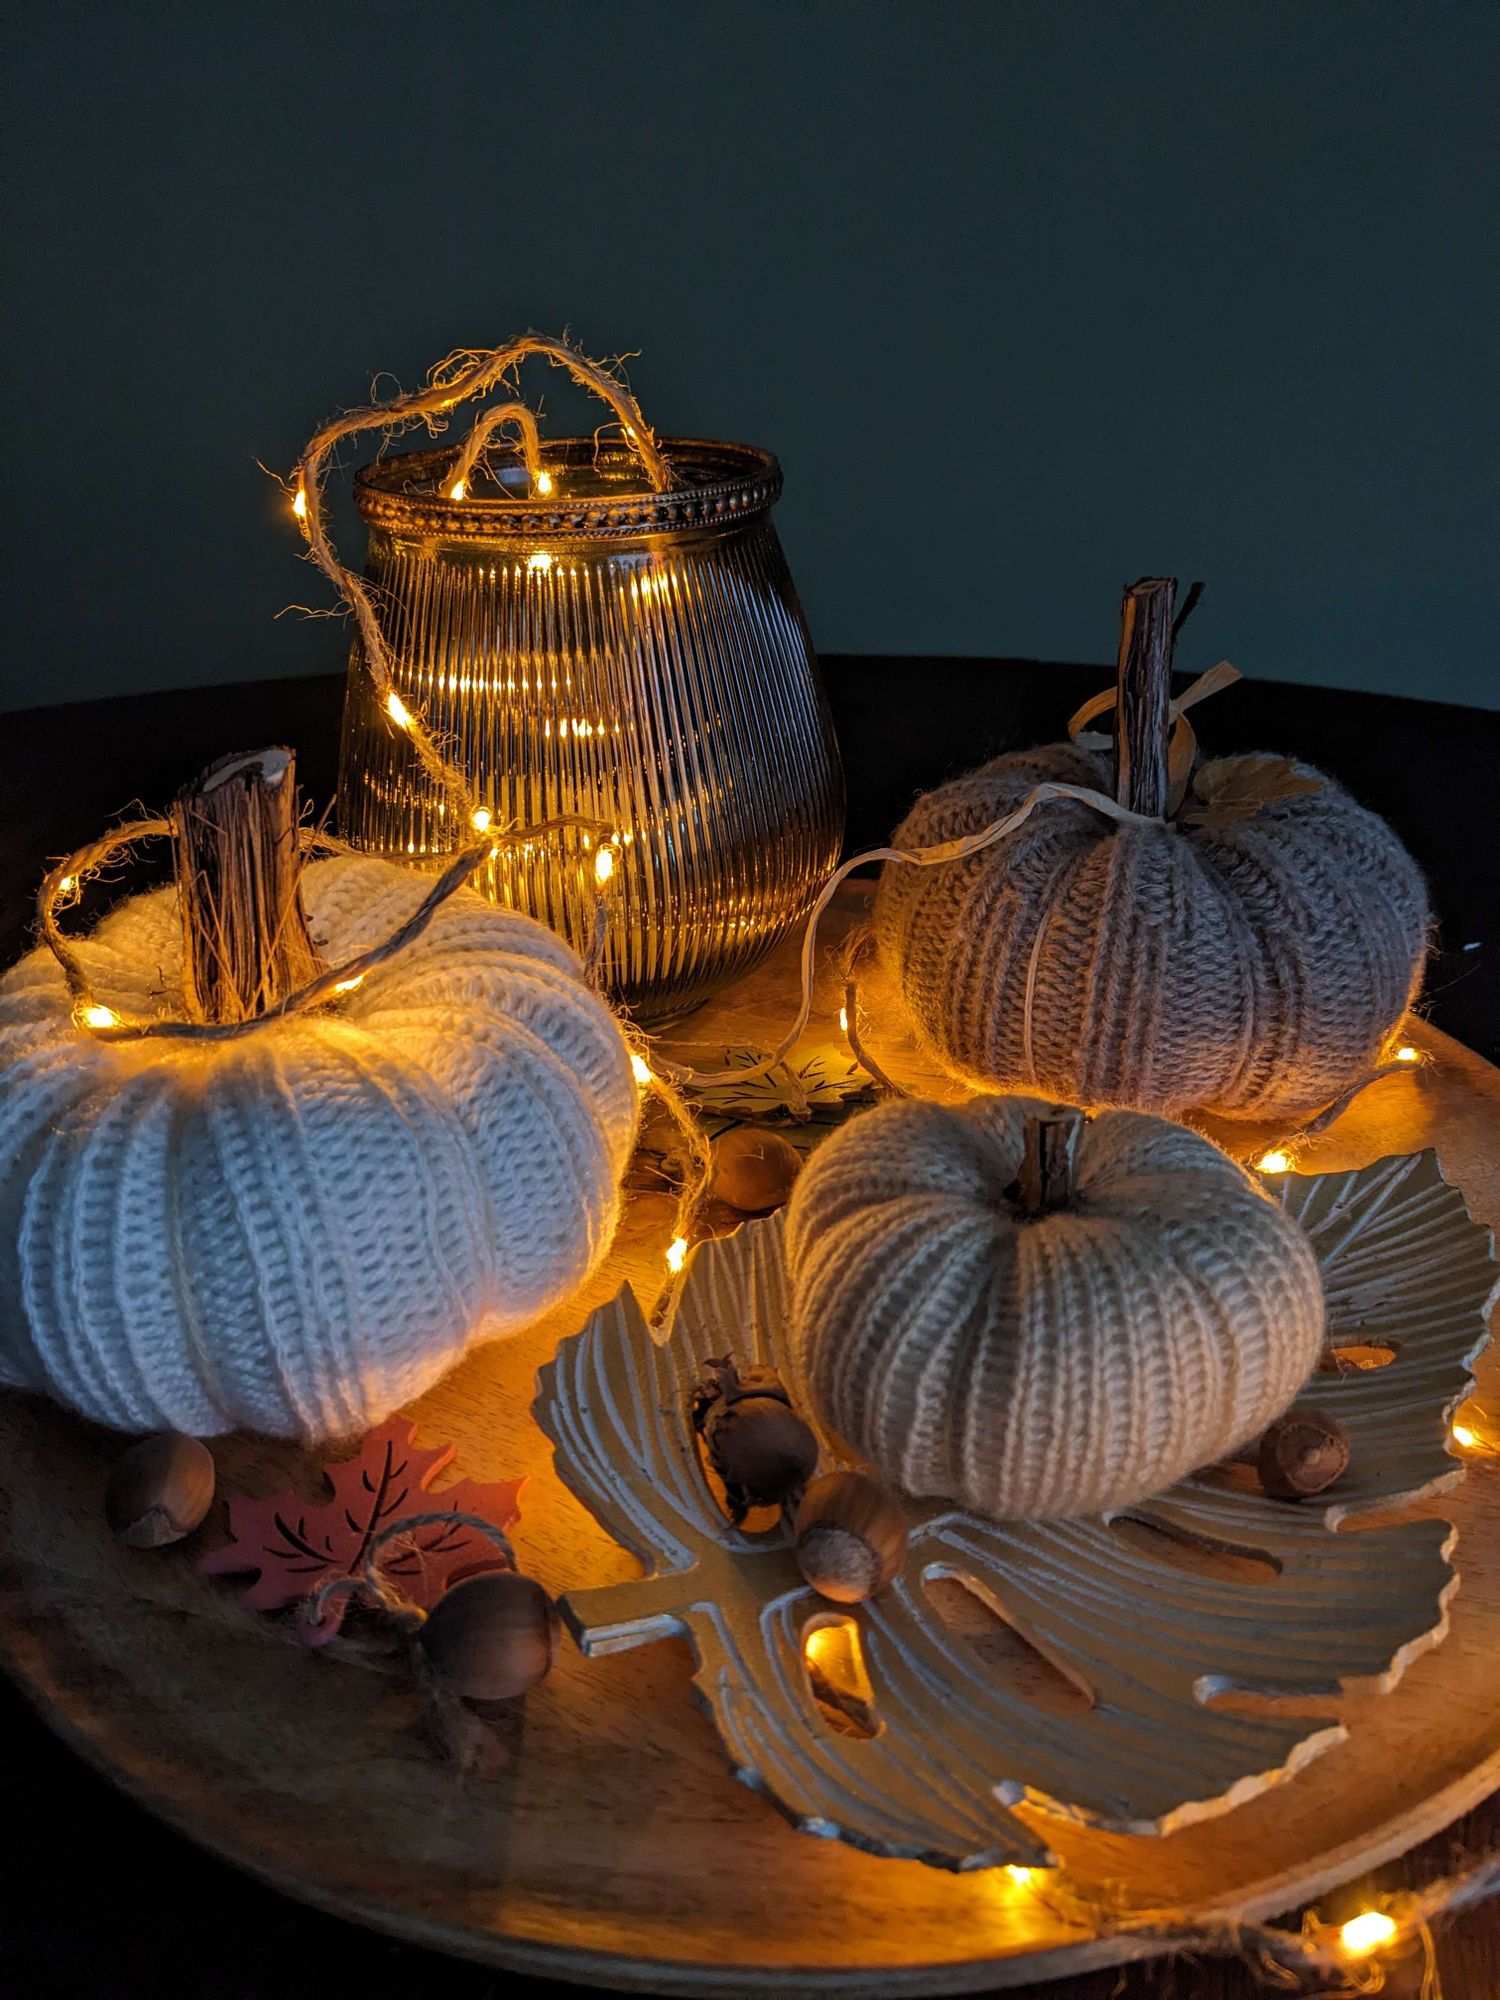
[795,1472,908,1603]
[105,1431,215,1548]
[1257,1406,1350,1499]
[419,1569,560,1702]
[711,1126,803,1215]
[691,1356,818,1525]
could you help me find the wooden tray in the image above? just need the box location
[1,900,1497,1997]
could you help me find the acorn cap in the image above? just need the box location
[795,1471,908,1603]
[419,1569,560,1703]
[105,1432,215,1548]
[1257,1406,1350,1499]
[707,1396,819,1517]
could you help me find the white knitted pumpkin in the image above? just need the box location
[0,855,637,1439]
[788,1095,1326,1520]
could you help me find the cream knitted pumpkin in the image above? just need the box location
[787,1095,1326,1520]
[0,853,637,1439]
[874,579,1428,1122]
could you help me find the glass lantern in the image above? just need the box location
[336,437,844,1024]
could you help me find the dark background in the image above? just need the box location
[3,0,1497,712]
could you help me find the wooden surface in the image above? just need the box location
[0,891,1496,1997]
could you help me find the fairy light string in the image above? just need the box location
[38,818,611,1044]
[49,337,1432,1270]
[290,331,670,832]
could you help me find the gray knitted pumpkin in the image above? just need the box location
[787,1095,1326,1521]
[874,580,1428,1123]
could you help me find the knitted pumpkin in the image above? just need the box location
[0,752,636,1439]
[874,578,1428,1122]
[787,1095,1325,1520]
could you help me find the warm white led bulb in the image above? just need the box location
[333,975,365,995]
[1339,1910,1396,1956]
[77,1001,121,1031]
[630,1052,652,1086]
[470,806,492,834]
[528,549,553,574]
[292,486,308,520]
[594,844,617,885]
[386,691,414,730]
[1256,1149,1292,1175]
[448,478,466,502]
[535,470,554,497]
[1394,1044,1419,1063]
[665,1237,688,1274]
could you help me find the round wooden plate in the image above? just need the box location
[1,911,1497,1997]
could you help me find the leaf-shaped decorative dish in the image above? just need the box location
[534,1150,1497,1872]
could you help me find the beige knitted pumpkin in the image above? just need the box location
[874,578,1428,1122]
[787,1095,1326,1520]
[0,758,637,1440]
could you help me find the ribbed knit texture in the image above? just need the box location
[873,742,1429,1121]
[0,855,637,1439]
[787,1095,1326,1520]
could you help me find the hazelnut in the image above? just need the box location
[105,1431,215,1548]
[712,1126,803,1214]
[1257,1406,1350,1499]
[691,1356,818,1525]
[795,1472,908,1603]
[419,1570,560,1702]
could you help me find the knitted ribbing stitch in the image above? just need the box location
[786,1095,1326,1520]
[0,855,637,1439]
[873,741,1428,1121]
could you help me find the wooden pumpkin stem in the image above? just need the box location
[174,748,326,1024]
[1016,1109,1083,1215]
[1113,576,1177,817]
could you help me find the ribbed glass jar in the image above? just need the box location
[336,438,844,1023]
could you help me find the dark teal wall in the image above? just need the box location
[4,1,1496,710]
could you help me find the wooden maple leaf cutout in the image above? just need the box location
[1179,753,1323,827]
[200,1417,524,1644]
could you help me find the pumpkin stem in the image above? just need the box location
[174,748,326,1024]
[1113,576,1177,817]
[1016,1108,1084,1215]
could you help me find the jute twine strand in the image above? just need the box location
[298,1510,531,1772]
[655,782,1165,1092]
[657,663,1239,1095]
[292,333,671,830]
[1061,1845,1500,1994]
[445,400,545,497]
[299,1510,517,1640]
[38,816,611,1042]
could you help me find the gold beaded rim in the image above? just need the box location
[355,438,784,541]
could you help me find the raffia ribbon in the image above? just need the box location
[1068,657,1243,814]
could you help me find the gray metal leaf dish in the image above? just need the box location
[533,1150,1496,1871]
